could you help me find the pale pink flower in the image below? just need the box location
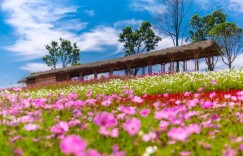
[24,123,39,131]
[175,100,181,105]
[209,92,216,98]
[132,96,143,103]
[60,135,87,155]
[86,149,101,156]
[187,124,201,134]
[211,80,218,85]
[123,118,141,136]
[184,92,191,96]
[224,94,231,99]
[142,134,150,142]
[167,127,189,142]
[223,147,236,156]
[180,151,191,156]
[159,120,169,130]
[140,108,150,117]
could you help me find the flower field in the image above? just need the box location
[0,69,243,156]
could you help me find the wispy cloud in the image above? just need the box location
[229,0,243,12]
[114,19,143,28]
[1,0,123,62]
[84,9,95,17]
[129,0,160,14]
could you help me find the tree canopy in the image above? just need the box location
[118,21,161,75]
[118,21,161,56]
[43,38,80,69]
[209,22,243,68]
[189,9,226,42]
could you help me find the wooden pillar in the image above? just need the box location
[126,64,131,76]
[169,58,174,73]
[194,53,199,71]
[109,68,113,77]
[148,60,152,74]
[161,63,166,73]
[66,73,71,81]
[207,56,213,71]
[80,72,84,81]
[142,66,146,75]
[183,61,187,72]
[94,69,98,79]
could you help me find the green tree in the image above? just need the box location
[43,41,59,69]
[189,9,226,42]
[209,23,243,69]
[189,9,226,71]
[118,21,161,75]
[43,38,80,69]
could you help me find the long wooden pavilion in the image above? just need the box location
[19,40,221,86]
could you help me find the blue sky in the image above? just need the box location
[0,0,243,88]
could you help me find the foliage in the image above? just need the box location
[43,38,80,69]
[209,22,243,69]
[189,9,226,42]
[189,9,227,71]
[118,22,161,75]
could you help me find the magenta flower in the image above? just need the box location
[51,121,69,134]
[140,108,150,117]
[93,111,117,128]
[60,135,87,155]
[123,118,141,136]
[201,101,214,109]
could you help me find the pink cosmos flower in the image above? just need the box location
[123,118,141,136]
[159,120,169,130]
[60,135,87,155]
[132,96,143,103]
[51,121,69,134]
[93,111,117,128]
[211,80,218,85]
[142,134,150,142]
[201,101,214,109]
[140,108,150,117]
[187,124,201,134]
[223,147,236,156]
[180,151,191,156]
[167,127,189,142]
[120,106,137,115]
[240,144,243,151]
[24,123,39,131]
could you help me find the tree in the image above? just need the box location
[43,41,59,69]
[118,21,161,75]
[43,38,80,69]
[155,0,192,72]
[209,23,243,69]
[189,9,226,71]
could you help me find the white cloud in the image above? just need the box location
[77,26,123,53]
[84,10,95,17]
[229,0,243,12]
[21,63,53,73]
[1,0,123,61]
[129,0,161,14]
[114,19,143,28]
